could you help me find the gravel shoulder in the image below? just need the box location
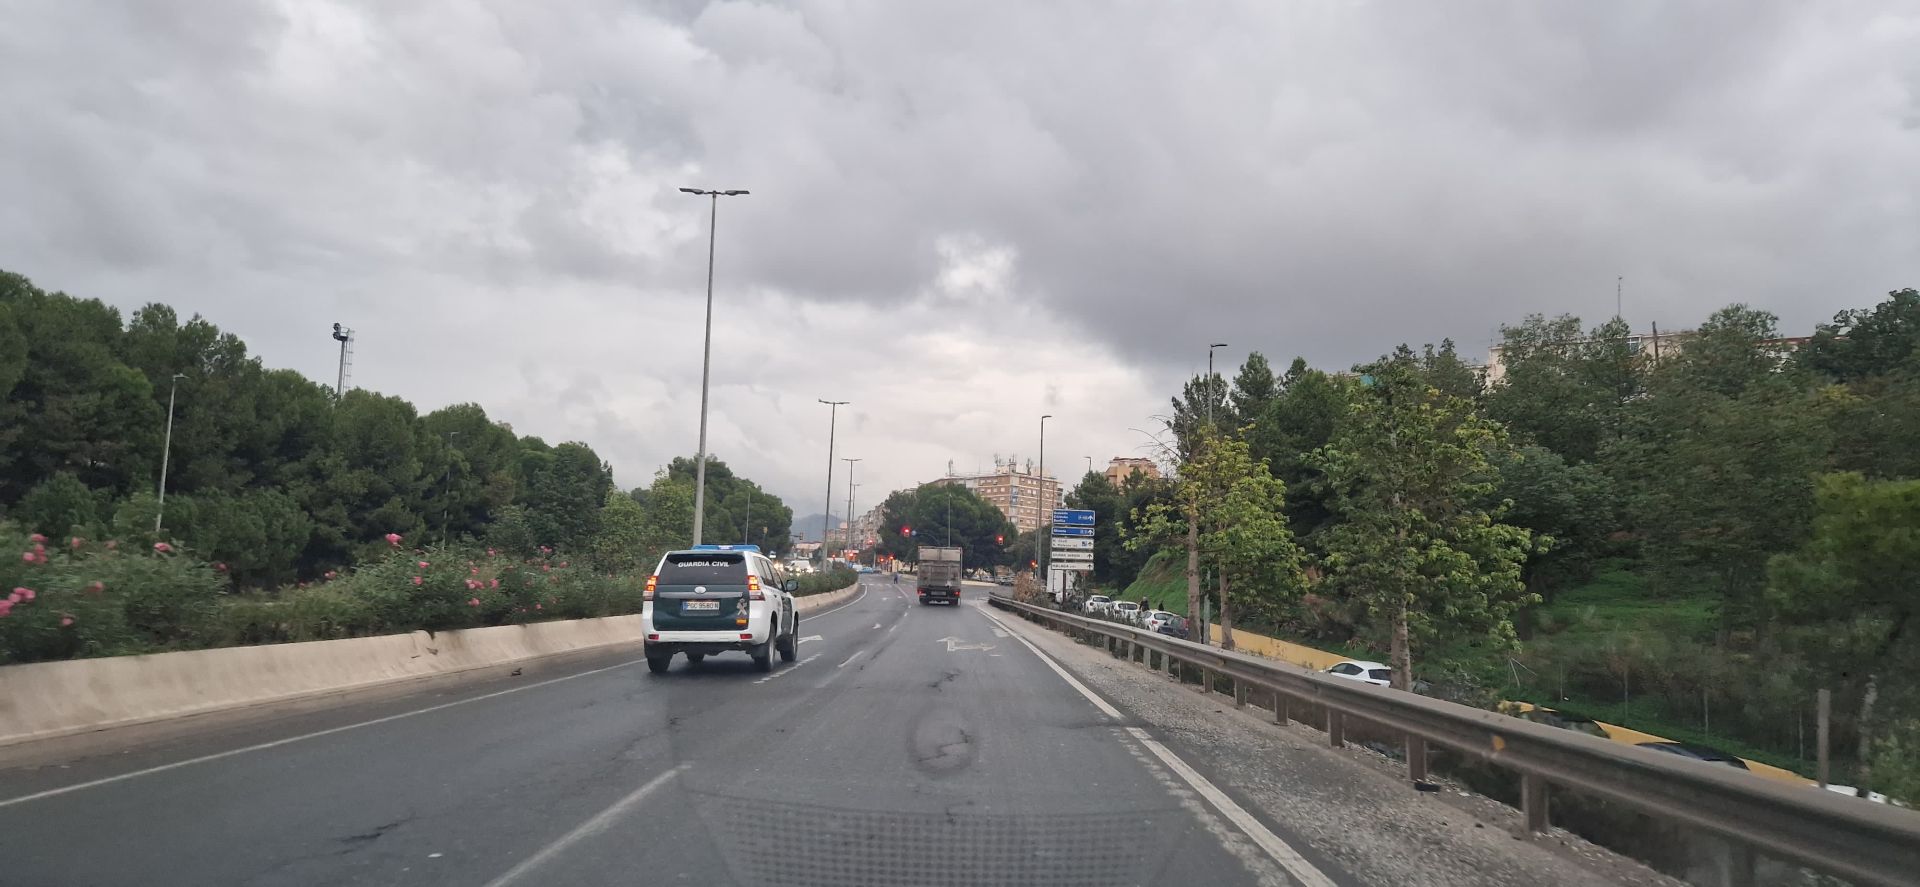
[986,603,1684,887]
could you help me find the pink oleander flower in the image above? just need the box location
[70,537,84,550]
[86,581,104,594]
[418,561,430,569]
[489,578,499,588]
[0,600,12,618]
[60,615,74,627]
[412,576,423,586]
[28,533,47,544]
[385,533,403,546]
[153,542,173,554]
[468,598,480,607]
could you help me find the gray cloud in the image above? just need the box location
[3,0,1917,506]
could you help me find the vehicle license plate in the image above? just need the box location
[683,600,720,611]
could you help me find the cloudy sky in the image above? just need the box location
[3,1,1917,512]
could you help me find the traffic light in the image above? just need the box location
[901,525,912,536]
[994,534,1004,545]
[1029,559,1037,568]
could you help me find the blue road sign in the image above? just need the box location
[1050,526,1094,538]
[1053,509,1095,526]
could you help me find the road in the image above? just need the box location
[0,575,1355,886]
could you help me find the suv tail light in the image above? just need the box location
[747,574,764,600]
[644,575,657,601]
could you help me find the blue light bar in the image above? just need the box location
[691,543,762,553]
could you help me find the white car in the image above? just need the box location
[1082,594,1112,615]
[1110,601,1142,624]
[1140,610,1179,632]
[1323,659,1393,687]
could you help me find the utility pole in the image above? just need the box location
[1038,414,1051,591]
[155,373,186,534]
[679,186,750,545]
[1616,276,1623,321]
[818,399,848,563]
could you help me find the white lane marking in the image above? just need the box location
[991,627,1008,638]
[1129,728,1336,887]
[975,606,1120,719]
[872,622,882,630]
[837,650,864,668]
[798,635,823,644]
[979,604,1336,887]
[936,636,995,653]
[888,610,907,633]
[0,658,643,810]
[753,654,820,684]
[479,764,686,887]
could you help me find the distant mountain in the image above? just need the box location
[791,513,844,543]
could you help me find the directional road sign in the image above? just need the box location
[1052,509,1095,527]
[1051,537,1094,550]
[1049,548,1094,562]
[1050,526,1094,538]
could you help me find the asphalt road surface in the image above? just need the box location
[0,576,1357,886]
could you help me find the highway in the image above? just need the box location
[0,575,1663,886]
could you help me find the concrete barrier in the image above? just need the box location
[0,585,872,749]
[0,614,647,749]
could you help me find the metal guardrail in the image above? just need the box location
[987,593,1920,887]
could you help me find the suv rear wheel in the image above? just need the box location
[776,617,798,662]
[646,653,672,675]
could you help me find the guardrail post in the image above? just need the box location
[1198,666,1214,695]
[1521,773,1549,834]
[1233,681,1247,708]
[1328,710,1345,747]
[1272,690,1288,725]
[1407,735,1428,782]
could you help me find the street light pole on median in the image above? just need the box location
[680,186,750,545]
[841,457,861,564]
[818,399,848,564]
[155,373,186,534]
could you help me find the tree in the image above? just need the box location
[872,484,1013,571]
[1189,435,1308,650]
[1483,314,1639,464]
[1314,363,1535,688]
[589,489,652,573]
[1769,472,1920,796]
[518,441,613,552]
[1607,311,1830,635]
[1264,360,1353,543]
[15,472,104,537]
[1489,446,1616,602]
[1798,288,1920,383]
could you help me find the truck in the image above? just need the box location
[915,546,964,606]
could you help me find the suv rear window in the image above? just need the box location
[657,553,747,585]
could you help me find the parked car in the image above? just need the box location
[1635,741,1749,770]
[1140,610,1179,633]
[1153,614,1190,640]
[1323,659,1393,687]
[1110,601,1142,624]
[1082,594,1112,615]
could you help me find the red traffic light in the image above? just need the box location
[901,525,912,536]
[994,534,1004,545]
[1029,559,1037,568]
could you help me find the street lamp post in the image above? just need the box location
[1207,342,1229,428]
[680,186,750,545]
[1085,455,1094,478]
[818,399,848,563]
[1038,414,1052,591]
[841,457,861,562]
[155,373,186,534]
[442,431,461,546]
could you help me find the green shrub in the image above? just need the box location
[797,565,858,596]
